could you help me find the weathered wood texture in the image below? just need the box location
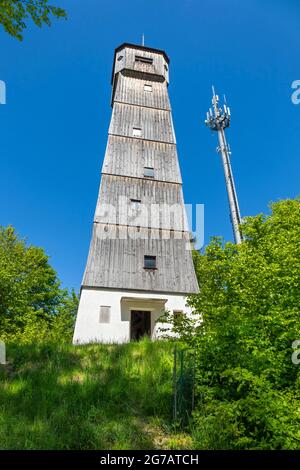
[82,43,199,294]
[102,136,182,183]
[94,174,189,231]
[113,45,169,85]
[109,103,175,144]
[114,74,171,110]
[83,225,197,294]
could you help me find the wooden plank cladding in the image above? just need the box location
[94,174,189,231]
[82,225,198,294]
[102,136,182,183]
[113,45,169,85]
[114,74,171,110]
[109,103,175,144]
[81,43,199,295]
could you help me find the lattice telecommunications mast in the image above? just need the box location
[205,87,243,244]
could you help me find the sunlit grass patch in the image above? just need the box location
[0,338,182,450]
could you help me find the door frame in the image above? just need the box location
[130,309,152,341]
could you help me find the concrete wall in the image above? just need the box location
[73,287,192,344]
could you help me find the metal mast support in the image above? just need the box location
[205,87,243,244]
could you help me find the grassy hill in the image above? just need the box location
[0,339,192,450]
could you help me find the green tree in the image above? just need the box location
[166,199,300,449]
[0,0,66,40]
[0,225,78,342]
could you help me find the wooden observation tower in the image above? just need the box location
[73,43,199,344]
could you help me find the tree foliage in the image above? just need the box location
[0,226,78,342]
[165,199,300,449]
[0,0,66,40]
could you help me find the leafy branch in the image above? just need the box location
[0,0,66,40]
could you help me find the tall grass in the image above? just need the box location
[0,338,192,450]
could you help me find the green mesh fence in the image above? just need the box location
[173,346,195,424]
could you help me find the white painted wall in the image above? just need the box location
[73,287,192,344]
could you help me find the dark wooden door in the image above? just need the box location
[130,311,151,341]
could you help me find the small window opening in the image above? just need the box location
[99,306,111,323]
[144,255,156,270]
[132,127,142,137]
[173,310,184,327]
[144,167,154,178]
[130,199,141,211]
[135,55,153,65]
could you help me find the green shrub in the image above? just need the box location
[0,226,78,343]
[170,199,300,449]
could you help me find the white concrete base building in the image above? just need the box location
[74,288,193,344]
[73,43,199,344]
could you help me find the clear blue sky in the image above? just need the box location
[1,0,299,291]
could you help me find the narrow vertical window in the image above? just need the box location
[99,306,111,323]
[173,310,184,326]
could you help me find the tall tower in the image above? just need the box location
[205,88,243,244]
[73,43,199,344]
